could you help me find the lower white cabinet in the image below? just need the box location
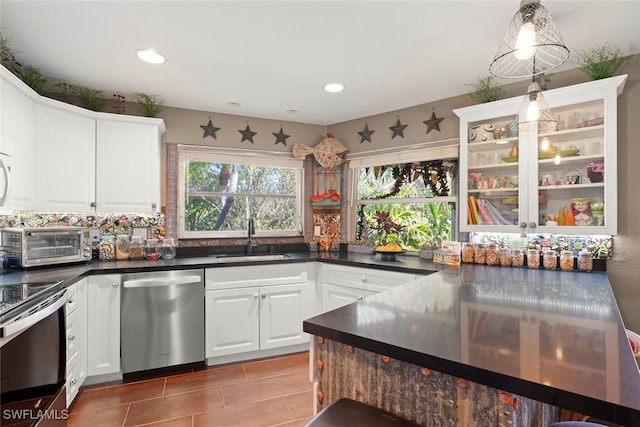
[87,274,121,377]
[64,278,87,407]
[205,264,315,359]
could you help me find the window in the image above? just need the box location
[178,145,303,239]
[349,146,458,251]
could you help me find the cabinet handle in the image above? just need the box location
[112,282,119,288]
[529,222,537,228]
[90,202,96,208]
[71,378,77,385]
[261,293,267,299]
[67,297,74,304]
[151,203,157,209]
[357,296,364,301]
[361,276,367,283]
[68,333,75,341]
[519,222,527,228]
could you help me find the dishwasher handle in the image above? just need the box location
[123,275,202,289]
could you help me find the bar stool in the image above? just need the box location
[305,398,421,427]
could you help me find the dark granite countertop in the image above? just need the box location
[303,264,640,425]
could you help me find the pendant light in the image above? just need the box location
[516,79,557,131]
[490,0,569,79]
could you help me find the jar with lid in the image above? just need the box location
[129,236,145,260]
[527,249,540,269]
[144,239,160,260]
[543,250,557,270]
[560,250,574,271]
[474,244,486,264]
[577,251,593,272]
[115,235,130,260]
[159,238,176,259]
[462,243,474,263]
[98,235,116,261]
[486,243,499,266]
[499,248,513,267]
[512,249,524,268]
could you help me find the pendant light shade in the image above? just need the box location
[516,81,557,131]
[490,0,569,78]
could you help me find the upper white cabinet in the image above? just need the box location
[455,75,626,235]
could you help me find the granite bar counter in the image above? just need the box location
[303,264,640,426]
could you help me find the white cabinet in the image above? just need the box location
[64,278,88,407]
[319,264,419,312]
[36,102,96,212]
[87,274,121,377]
[96,118,163,213]
[205,264,315,359]
[455,75,627,235]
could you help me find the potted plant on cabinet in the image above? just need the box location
[134,92,163,118]
[467,76,506,104]
[577,43,627,80]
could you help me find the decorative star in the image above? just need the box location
[200,119,221,139]
[423,110,444,134]
[272,127,290,146]
[358,124,375,143]
[389,118,408,139]
[238,124,257,143]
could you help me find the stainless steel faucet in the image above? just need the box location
[247,218,255,254]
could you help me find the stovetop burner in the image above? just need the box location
[0,282,61,315]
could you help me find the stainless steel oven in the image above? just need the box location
[1,283,68,426]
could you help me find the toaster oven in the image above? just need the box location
[1,227,92,268]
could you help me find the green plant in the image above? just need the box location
[134,92,163,118]
[71,85,106,111]
[577,43,626,80]
[468,76,506,103]
[0,32,21,74]
[19,66,47,94]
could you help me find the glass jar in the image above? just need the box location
[543,250,557,270]
[512,249,524,268]
[577,251,593,272]
[462,243,474,263]
[486,243,499,266]
[527,249,540,269]
[129,236,145,260]
[159,238,176,259]
[474,244,486,264]
[115,235,130,260]
[499,248,512,267]
[560,250,574,271]
[144,239,160,260]
[98,235,116,261]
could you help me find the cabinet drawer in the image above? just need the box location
[66,351,80,406]
[64,283,78,316]
[321,264,415,293]
[206,263,308,290]
[65,306,80,362]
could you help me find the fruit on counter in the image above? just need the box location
[376,243,402,252]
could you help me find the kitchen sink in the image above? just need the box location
[211,253,290,262]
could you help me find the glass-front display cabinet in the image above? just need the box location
[455,75,627,235]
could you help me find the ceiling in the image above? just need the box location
[1,1,638,125]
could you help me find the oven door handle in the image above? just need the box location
[0,290,68,338]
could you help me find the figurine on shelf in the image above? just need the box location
[571,198,594,226]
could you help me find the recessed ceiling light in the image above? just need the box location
[324,83,344,93]
[136,49,166,64]
[227,102,242,107]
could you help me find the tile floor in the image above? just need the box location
[68,352,313,427]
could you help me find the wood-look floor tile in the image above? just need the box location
[270,418,312,427]
[222,373,307,407]
[243,352,309,380]
[164,364,246,396]
[193,397,292,427]
[70,378,165,413]
[125,387,223,426]
[284,391,313,419]
[136,415,194,427]
[67,403,129,427]
[296,372,313,391]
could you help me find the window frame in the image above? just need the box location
[177,144,304,239]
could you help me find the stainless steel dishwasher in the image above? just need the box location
[121,269,204,374]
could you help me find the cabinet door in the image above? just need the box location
[87,274,121,377]
[36,103,96,212]
[259,283,314,350]
[205,287,259,358]
[96,119,162,213]
[0,73,38,210]
[321,283,364,312]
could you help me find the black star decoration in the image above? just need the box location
[200,119,221,139]
[358,124,375,143]
[272,127,290,146]
[423,110,444,134]
[389,118,408,139]
[238,124,257,144]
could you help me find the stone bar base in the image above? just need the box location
[312,336,559,427]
